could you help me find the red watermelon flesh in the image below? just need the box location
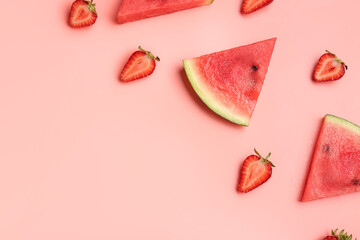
[302,114,360,202]
[117,0,214,24]
[183,38,276,125]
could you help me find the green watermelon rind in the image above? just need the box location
[183,59,250,126]
[325,114,360,135]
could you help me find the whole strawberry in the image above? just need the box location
[313,50,347,82]
[237,149,275,193]
[323,229,356,240]
[69,0,97,28]
[120,46,160,82]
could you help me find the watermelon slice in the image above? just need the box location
[182,38,276,125]
[302,114,360,202]
[117,0,214,24]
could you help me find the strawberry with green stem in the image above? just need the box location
[237,149,275,193]
[313,50,348,82]
[120,46,160,82]
[69,0,97,28]
[323,229,356,240]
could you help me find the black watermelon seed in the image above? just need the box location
[322,144,331,153]
[251,66,258,71]
[352,179,359,185]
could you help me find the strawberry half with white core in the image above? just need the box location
[69,0,97,28]
[237,149,275,193]
[120,46,160,82]
[313,50,347,82]
[323,229,356,240]
[241,0,273,14]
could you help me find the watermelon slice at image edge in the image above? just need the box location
[183,38,276,126]
[117,0,214,24]
[302,114,360,202]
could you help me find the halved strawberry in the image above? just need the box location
[120,46,160,82]
[241,0,273,14]
[237,149,275,193]
[69,0,97,28]
[313,50,347,82]
[323,236,338,240]
[323,229,356,240]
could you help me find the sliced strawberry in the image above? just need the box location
[241,0,273,14]
[323,237,338,240]
[237,149,275,193]
[313,50,347,82]
[120,46,160,82]
[323,229,355,240]
[69,0,97,28]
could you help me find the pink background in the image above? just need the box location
[1,0,360,239]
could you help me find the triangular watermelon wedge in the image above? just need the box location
[183,38,276,125]
[302,114,360,202]
[117,0,214,24]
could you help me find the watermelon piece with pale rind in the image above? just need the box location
[302,114,360,201]
[117,0,214,24]
[183,38,276,125]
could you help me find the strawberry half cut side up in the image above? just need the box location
[237,149,275,193]
[69,0,97,28]
[241,0,273,14]
[323,229,357,240]
[313,50,348,82]
[120,46,160,82]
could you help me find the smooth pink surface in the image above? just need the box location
[0,0,360,239]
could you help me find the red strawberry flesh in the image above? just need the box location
[237,149,274,193]
[69,0,97,28]
[313,51,347,82]
[120,46,160,82]
[323,237,338,240]
[241,0,273,14]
